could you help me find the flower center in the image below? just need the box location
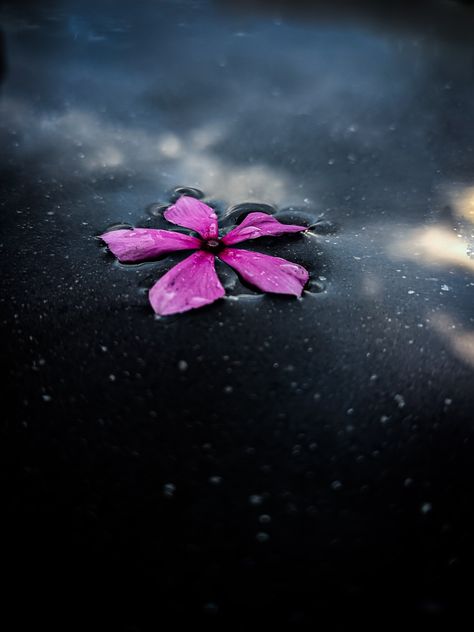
[202,238,223,252]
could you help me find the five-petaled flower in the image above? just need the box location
[100,196,309,315]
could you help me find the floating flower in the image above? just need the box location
[100,196,309,315]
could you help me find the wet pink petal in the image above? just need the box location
[100,229,201,263]
[219,248,309,297]
[164,196,219,240]
[222,212,307,246]
[149,251,225,315]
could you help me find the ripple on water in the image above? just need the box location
[170,186,204,202]
[146,202,169,218]
[307,220,340,235]
[101,222,134,232]
[304,278,327,295]
[220,202,277,226]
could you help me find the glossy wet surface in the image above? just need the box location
[1,0,474,627]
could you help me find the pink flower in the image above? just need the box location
[100,196,309,316]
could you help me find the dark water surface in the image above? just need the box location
[1,0,474,627]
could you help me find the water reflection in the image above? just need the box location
[1,97,292,205]
[389,225,474,272]
[431,313,474,369]
[452,186,474,223]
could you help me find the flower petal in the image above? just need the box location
[100,229,201,263]
[149,251,225,315]
[222,212,307,246]
[164,196,219,239]
[219,248,309,297]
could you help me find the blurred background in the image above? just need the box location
[1,0,474,629]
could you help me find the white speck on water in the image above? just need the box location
[163,483,176,498]
[249,494,263,505]
[404,478,413,488]
[223,385,233,394]
[178,360,188,372]
[441,284,450,291]
[394,393,405,408]
[408,290,415,295]
[203,602,219,615]
[256,532,270,543]
[331,480,343,491]
[421,502,432,514]
[209,476,222,485]
[444,398,453,406]
[346,408,354,415]
[259,514,272,524]
[109,374,116,382]
[380,415,390,424]
[42,394,52,402]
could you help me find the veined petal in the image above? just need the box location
[100,229,201,263]
[149,251,225,315]
[164,196,219,240]
[219,248,309,297]
[222,212,307,246]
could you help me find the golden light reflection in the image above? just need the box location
[451,185,474,222]
[431,313,474,369]
[389,225,474,272]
